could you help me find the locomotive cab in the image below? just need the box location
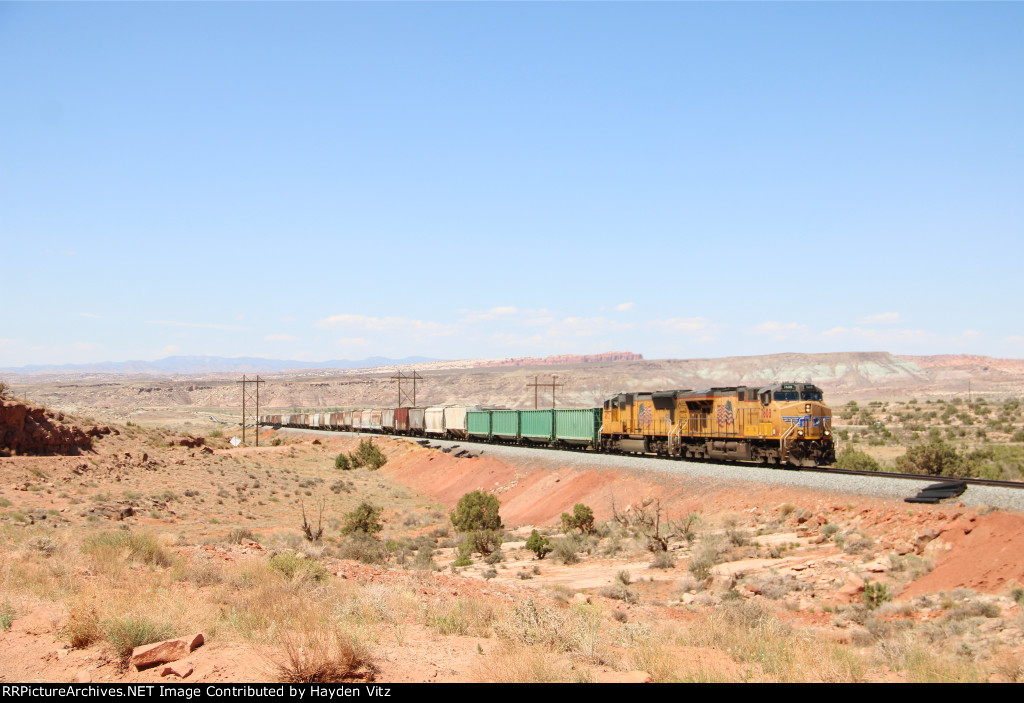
[760,383,835,466]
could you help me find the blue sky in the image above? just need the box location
[1,2,1022,367]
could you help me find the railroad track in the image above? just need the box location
[278,425,1024,492]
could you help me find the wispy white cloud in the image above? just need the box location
[459,306,519,323]
[145,320,249,331]
[857,312,902,325]
[752,321,811,340]
[657,317,721,342]
[316,314,458,336]
[154,345,182,356]
[821,326,936,345]
[613,302,634,312]
[264,333,298,342]
[332,337,371,348]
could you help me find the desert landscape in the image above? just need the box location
[1,352,1023,683]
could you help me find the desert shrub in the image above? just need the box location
[895,440,963,476]
[411,546,437,571]
[560,504,595,534]
[349,439,386,470]
[450,491,503,555]
[672,513,702,545]
[960,445,1024,481]
[649,550,676,569]
[835,447,882,472]
[726,525,751,547]
[525,530,552,560]
[227,528,258,544]
[598,581,638,604]
[687,547,721,581]
[0,601,14,632]
[333,453,351,471]
[337,534,389,565]
[450,490,502,533]
[268,552,330,582]
[102,616,176,663]
[483,549,505,565]
[341,502,383,536]
[863,581,893,610]
[551,534,581,564]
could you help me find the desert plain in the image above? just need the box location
[1,351,1023,683]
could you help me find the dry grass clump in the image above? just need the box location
[63,599,102,648]
[0,599,15,631]
[874,631,982,682]
[493,598,610,666]
[275,623,373,683]
[467,642,579,683]
[424,598,494,638]
[267,552,330,583]
[102,615,176,664]
[82,530,174,573]
[991,650,1024,683]
[683,601,866,682]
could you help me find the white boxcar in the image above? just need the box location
[443,405,482,439]
[424,406,447,435]
[361,409,376,430]
[382,408,395,432]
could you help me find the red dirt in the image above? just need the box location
[381,440,1024,596]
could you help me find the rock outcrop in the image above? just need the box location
[0,400,103,456]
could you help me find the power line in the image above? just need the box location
[236,375,265,446]
[525,375,564,409]
[390,371,424,407]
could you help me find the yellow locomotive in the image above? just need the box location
[601,382,835,466]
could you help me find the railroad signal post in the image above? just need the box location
[237,375,265,446]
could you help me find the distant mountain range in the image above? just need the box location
[0,355,438,376]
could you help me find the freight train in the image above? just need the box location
[260,381,835,467]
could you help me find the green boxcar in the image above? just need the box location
[467,410,491,439]
[491,410,520,440]
[554,408,602,448]
[520,409,554,443]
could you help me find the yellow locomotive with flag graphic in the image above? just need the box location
[600,382,835,466]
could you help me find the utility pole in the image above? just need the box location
[526,375,564,408]
[390,370,423,407]
[237,375,265,446]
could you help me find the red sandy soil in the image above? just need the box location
[379,440,1024,597]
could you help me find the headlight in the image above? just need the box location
[797,429,804,437]
[805,403,811,413]
[824,430,831,437]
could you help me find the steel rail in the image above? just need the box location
[278,425,1024,491]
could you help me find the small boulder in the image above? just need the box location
[131,633,204,670]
